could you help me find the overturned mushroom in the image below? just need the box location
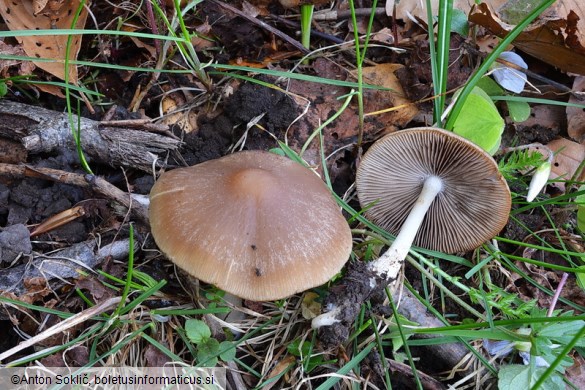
[312,128,510,333]
[149,150,352,301]
[358,127,511,279]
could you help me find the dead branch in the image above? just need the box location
[0,239,132,297]
[0,296,123,363]
[0,163,149,224]
[0,100,181,172]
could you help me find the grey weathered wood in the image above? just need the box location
[0,100,180,171]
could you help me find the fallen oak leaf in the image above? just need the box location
[546,137,585,192]
[470,2,585,76]
[0,0,89,82]
[567,76,585,143]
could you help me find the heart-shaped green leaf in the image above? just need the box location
[452,86,504,154]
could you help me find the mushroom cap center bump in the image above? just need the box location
[149,151,353,301]
[229,168,278,200]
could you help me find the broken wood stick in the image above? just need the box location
[0,100,181,172]
[0,239,132,297]
[0,163,149,224]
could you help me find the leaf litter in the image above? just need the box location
[0,0,584,388]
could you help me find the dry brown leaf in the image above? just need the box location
[544,0,585,52]
[567,76,585,143]
[546,137,585,191]
[300,291,321,319]
[371,27,395,45]
[33,0,67,25]
[517,104,565,133]
[285,61,417,178]
[129,36,157,58]
[30,205,86,237]
[0,0,89,82]
[241,0,260,18]
[261,355,296,390]
[33,82,66,97]
[567,353,585,389]
[32,0,50,15]
[359,63,419,135]
[0,40,34,76]
[386,0,483,21]
[159,95,198,133]
[191,18,215,52]
[470,2,585,75]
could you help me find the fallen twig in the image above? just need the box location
[0,100,180,172]
[0,163,149,224]
[0,296,123,364]
[0,239,132,297]
[211,0,309,54]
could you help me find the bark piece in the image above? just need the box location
[0,224,32,263]
[0,100,180,172]
[0,163,149,224]
[0,239,131,297]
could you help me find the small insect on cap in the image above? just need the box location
[149,151,352,301]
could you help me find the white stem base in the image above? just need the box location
[311,306,341,329]
[371,175,443,279]
[310,176,444,329]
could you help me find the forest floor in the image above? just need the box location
[0,1,585,389]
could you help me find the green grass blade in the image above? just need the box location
[315,342,376,390]
[445,0,556,130]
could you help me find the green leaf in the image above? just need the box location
[219,341,236,362]
[498,365,565,390]
[477,76,505,96]
[0,81,7,97]
[452,86,505,154]
[287,339,311,357]
[506,100,531,122]
[382,315,419,352]
[185,319,211,344]
[269,147,286,156]
[538,320,585,347]
[197,338,220,367]
[450,9,469,36]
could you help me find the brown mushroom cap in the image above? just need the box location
[356,127,511,254]
[149,151,352,301]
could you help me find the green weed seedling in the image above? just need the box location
[450,85,505,154]
[494,309,585,390]
[185,319,236,367]
[477,76,531,123]
[287,339,334,373]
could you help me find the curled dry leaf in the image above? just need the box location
[33,0,66,26]
[0,41,35,76]
[567,76,585,143]
[158,94,198,133]
[32,0,50,15]
[301,291,321,319]
[546,137,585,191]
[469,2,585,75]
[0,0,89,82]
[385,0,482,22]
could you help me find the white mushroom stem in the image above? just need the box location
[371,175,443,279]
[311,306,342,328]
[312,176,444,330]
